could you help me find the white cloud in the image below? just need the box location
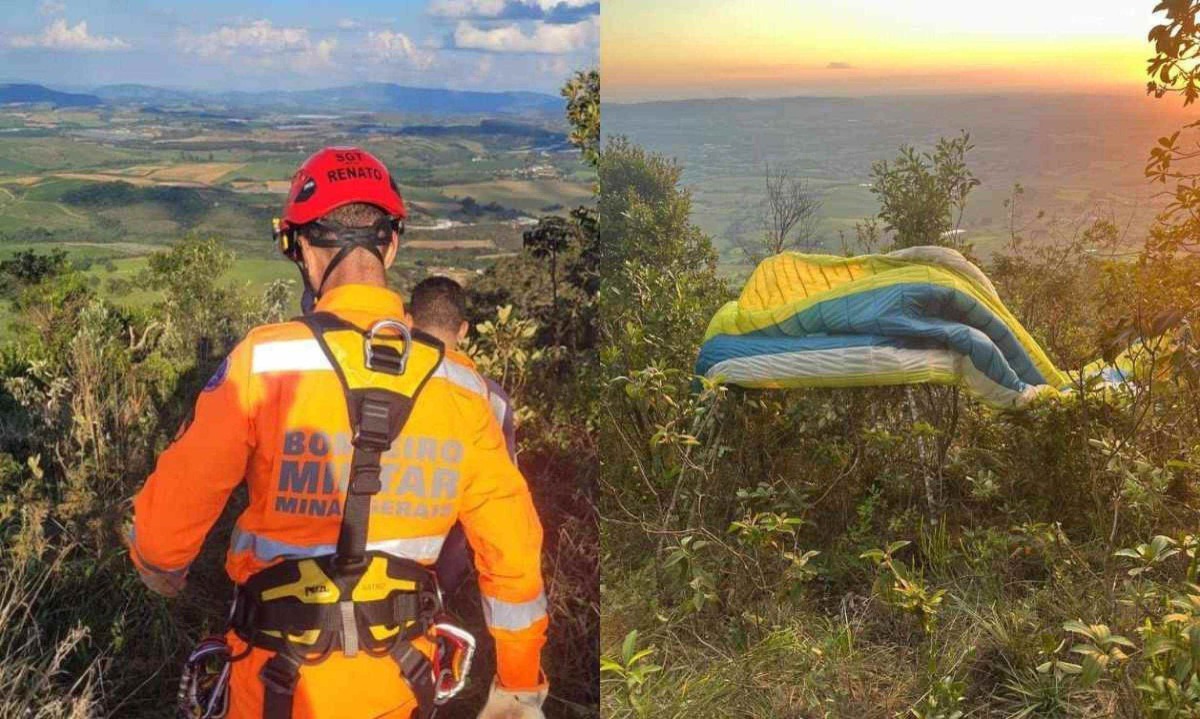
[363,30,435,68]
[178,20,337,71]
[179,19,309,58]
[453,16,596,54]
[429,0,507,17]
[10,18,130,51]
[536,55,570,78]
[37,0,66,16]
[336,18,361,30]
[430,0,595,18]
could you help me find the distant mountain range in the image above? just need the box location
[0,82,563,116]
[0,83,102,107]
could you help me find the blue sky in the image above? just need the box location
[0,0,598,93]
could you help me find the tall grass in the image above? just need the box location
[0,237,600,717]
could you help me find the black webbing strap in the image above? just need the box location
[299,219,391,299]
[392,640,437,719]
[338,390,413,567]
[260,653,302,719]
[338,442,382,564]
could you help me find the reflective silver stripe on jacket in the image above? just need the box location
[433,360,488,397]
[482,591,548,631]
[488,391,509,427]
[251,339,333,373]
[230,527,447,564]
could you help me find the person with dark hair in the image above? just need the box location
[410,276,516,461]
[409,276,517,597]
[128,147,548,719]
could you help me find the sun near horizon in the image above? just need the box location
[603,0,1164,103]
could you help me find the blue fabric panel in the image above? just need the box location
[708,283,1046,388]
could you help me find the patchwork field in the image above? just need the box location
[0,103,593,316]
[439,178,595,214]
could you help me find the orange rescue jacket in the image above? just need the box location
[129,284,547,716]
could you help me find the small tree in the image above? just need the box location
[523,215,578,321]
[870,131,979,250]
[739,162,823,263]
[562,68,600,169]
[143,237,248,363]
[1145,2,1200,254]
[0,249,69,298]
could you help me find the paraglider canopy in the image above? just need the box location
[696,247,1068,409]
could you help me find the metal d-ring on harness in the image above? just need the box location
[364,319,412,376]
[185,312,476,719]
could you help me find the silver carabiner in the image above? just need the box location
[177,638,232,719]
[364,319,412,374]
[431,622,476,704]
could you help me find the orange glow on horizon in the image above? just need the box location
[603,0,1161,101]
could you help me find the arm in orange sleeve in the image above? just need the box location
[456,392,548,692]
[128,336,259,593]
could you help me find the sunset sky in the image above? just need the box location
[603,0,1160,101]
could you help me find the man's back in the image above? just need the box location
[130,284,547,717]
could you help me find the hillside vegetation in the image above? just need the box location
[598,68,1200,719]
[0,71,600,718]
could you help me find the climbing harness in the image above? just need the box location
[177,312,476,719]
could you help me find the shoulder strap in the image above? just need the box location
[299,312,444,569]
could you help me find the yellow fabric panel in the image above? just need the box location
[261,559,340,604]
[320,329,442,396]
[704,249,1068,388]
[348,557,418,601]
[737,252,891,311]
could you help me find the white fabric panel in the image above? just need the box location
[706,345,1030,408]
[488,391,508,426]
[251,339,333,374]
[887,246,1000,300]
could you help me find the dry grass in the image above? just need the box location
[0,549,104,719]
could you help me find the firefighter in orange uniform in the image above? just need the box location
[128,147,548,719]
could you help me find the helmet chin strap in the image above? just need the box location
[293,219,391,314]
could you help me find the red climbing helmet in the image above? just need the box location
[278,147,406,234]
[274,147,408,305]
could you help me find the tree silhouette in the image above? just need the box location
[1146,1,1200,253]
[523,215,577,322]
[739,162,823,263]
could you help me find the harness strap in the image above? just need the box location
[298,219,392,300]
[392,640,437,719]
[249,312,445,719]
[260,653,302,719]
[339,445,383,565]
